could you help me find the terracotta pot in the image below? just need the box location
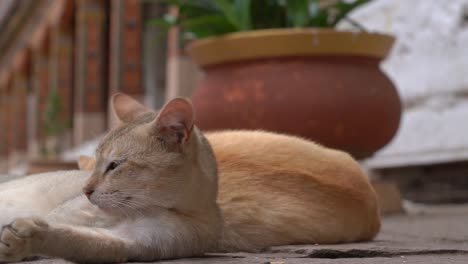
[187,29,401,158]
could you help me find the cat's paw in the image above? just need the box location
[0,218,48,262]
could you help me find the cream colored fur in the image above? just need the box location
[0,93,379,263]
[0,170,90,227]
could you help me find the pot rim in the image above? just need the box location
[186,28,395,67]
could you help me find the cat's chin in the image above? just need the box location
[98,207,115,214]
[91,204,122,216]
[96,206,138,218]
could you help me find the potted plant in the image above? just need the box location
[28,90,77,174]
[42,89,70,159]
[155,0,401,158]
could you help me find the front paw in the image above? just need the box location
[0,218,48,262]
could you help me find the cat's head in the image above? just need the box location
[82,94,218,216]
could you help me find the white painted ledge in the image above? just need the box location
[363,99,468,168]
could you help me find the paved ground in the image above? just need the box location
[17,203,468,264]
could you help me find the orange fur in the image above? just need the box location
[78,124,380,252]
[209,131,380,251]
[78,156,96,171]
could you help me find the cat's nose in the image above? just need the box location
[83,188,95,199]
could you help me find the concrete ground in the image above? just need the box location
[18,203,468,264]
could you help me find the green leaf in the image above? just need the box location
[212,0,240,30]
[234,0,252,30]
[147,18,172,28]
[286,0,310,27]
[152,0,216,10]
[180,14,236,38]
[251,0,287,29]
[307,1,330,28]
[329,0,371,27]
[147,0,373,39]
[310,0,371,27]
[43,89,67,137]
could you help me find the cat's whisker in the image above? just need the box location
[109,199,133,219]
[116,204,131,219]
[117,200,146,217]
[127,200,162,211]
[118,196,159,208]
[117,191,150,197]
[121,199,152,210]
[112,191,150,198]
[107,195,147,216]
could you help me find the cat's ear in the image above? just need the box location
[78,155,96,171]
[151,98,194,150]
[111,93,151,123]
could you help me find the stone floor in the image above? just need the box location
[17,203,468,264]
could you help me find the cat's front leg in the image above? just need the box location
[0,217,136,263]
[0,217,47,262]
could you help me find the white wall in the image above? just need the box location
[339,0,468,167]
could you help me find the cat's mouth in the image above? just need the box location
[87,191,137,215]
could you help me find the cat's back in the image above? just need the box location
[206,130,380,251]
[207,130,369,190]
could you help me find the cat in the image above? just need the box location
[0,93,380,263]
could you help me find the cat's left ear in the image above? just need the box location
[111,93,152,124]
[151,98,194,150]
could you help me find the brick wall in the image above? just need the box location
[0,0,151,171]
[108,0,143,96]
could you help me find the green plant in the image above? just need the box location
[149,0,370,40]
[43,89,70,137]
[40,89,71,158]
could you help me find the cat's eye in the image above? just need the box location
[106,161,120,173]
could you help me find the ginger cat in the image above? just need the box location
[0,93,379,263]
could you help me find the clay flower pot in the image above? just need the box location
[188,29,401,158]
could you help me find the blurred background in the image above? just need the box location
[0,0,467,209]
